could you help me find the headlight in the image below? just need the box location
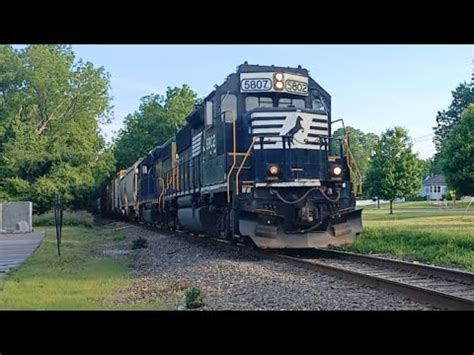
[268,164,279,176]
[333,166,342,176]
[274,73,284,90]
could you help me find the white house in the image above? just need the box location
[420,175,448,200]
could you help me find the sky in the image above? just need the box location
[72,45,473,159]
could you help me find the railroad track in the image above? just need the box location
[98,218,474,310]
[269,249,474,310]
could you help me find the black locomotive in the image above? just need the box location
[100,63,363,248]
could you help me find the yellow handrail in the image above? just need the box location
[235,138,257,196]
[158,177,165,208]
[342,133,362,196]
[225,111,237,203]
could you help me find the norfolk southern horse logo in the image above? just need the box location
[282,116,303,137]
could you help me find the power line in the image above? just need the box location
[411,133,434,144]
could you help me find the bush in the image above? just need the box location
[3,177,31,201]
[113,233,125,241]
[33,210,94,228]
[131,237,148,249]
[405,195,426,202]
[185,287,205,309]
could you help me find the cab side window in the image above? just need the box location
[205,100,213,127]
[221,93,237,123]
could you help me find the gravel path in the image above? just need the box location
[101,221,437,310]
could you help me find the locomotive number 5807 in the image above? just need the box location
[241,78,272,92]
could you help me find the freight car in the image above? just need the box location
[101,63,363,248]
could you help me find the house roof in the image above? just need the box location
[423,174,446,185]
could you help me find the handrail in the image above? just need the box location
[342,133,363,196]
[158,177,165,208]
[235,138,257,196]
[225,111,237,204]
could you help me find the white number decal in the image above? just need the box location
[241,79,272,92]
[285,80,308,94]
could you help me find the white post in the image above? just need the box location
[462,197,474,219]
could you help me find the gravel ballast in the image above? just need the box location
[102,222,437,310]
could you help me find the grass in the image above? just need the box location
[363,199,473,210]
[342,204,474,272]
[0,225,165,310]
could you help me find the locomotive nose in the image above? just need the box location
[249,109,330,183]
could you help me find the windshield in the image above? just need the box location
[245,96,308,111]
[245,95,327,113]
[312,97,326,112]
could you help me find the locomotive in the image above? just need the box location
[100,63,363,248]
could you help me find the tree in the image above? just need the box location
[433,82,474,151]
[113,85,198,169]
[438,105,474,196]
[419,158,432,180]
[0,45,115,212]
[365,127,423,214]
[332,126,379,194]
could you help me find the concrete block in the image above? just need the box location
[16,221,30,232]
[0,202,32,233]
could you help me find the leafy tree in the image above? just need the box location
[0,45,115,212]
[438,105,474,196]
[332,126,379,191]
[433,82,474,151]
[430,155,444,176]
[419,158,432,180]
[365,127,423,214]
[418,157,444,179]
[113,85,198,169]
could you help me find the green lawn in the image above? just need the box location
[364,199,473,210]
[0,225,166,310]
[343,204,474,272]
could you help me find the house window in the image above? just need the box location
[430,186,432,193]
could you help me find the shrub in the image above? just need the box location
[185,287,205,309]
[113,233,125,241]
[405,195,426,202]
[131,237,148,249]
[33,210,94,228]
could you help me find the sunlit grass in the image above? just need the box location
[0,226,165,310]
[343,205,474,272]
[364,199,473,210]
